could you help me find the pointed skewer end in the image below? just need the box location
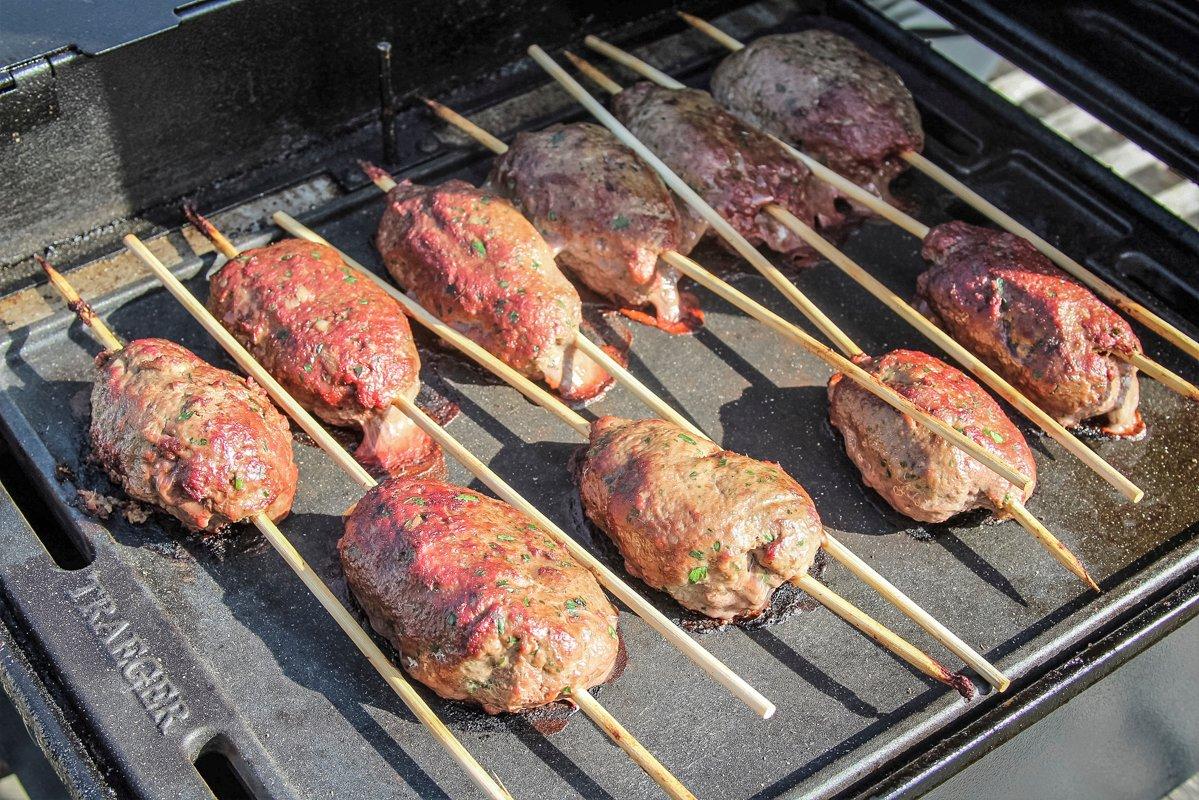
[181,201,214,240]
[358,159,396,191]
[949,672,977,700]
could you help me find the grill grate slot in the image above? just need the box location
[0,443,90,569]
[195,739,256,800]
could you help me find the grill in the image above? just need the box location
[1,1,1198,798]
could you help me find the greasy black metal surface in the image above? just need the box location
[0,2,1198,799]
[921,0,1199,183]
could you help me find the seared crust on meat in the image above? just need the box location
[577,416,824,620]
[90,338,297,532]
[611,82,850,263]
[375,179,612,402]
[711,31,923,199]
[917,222,1142,436]
[828,349,1036,522]
[207,239,439,475]
[489,122,693,323]
[340,478,619,714]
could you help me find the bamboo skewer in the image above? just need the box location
[363,167,710,437]
[121,238,704,798]
[424,97,1032,493]
[38,256,514,800]
[393,396,700,796]
[900,150,1199,364]
[677,13,1199,369]
[794,575,974,697]
[271,211,591,438]
[564,42,1144,506]
[572,688,696,800]
[275,213,1010,693]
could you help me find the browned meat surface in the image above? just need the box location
[917,222,1143,436]
[208,239,440,476]
[90,338,298,532]
[828,349,1036,523]
[611,82,850,263]
[488,122,702,325]
[375,179,612,402]
[577,416,824,620]
[340,478,619,714]
[710,31,924,200]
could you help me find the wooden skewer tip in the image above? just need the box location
[358,159,397,191]
[572,687,696,800]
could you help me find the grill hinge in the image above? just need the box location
[0,52,73,139]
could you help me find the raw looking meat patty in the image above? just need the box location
[340,477,619,714]
[576,416,824,620]
[489,122,703,325]
[375,179,612,402]
[207,238,440,476]
[89,338,298,532]
[710,30,924,201]
[916,222,1142,436]
[828,349,1036,523]
[611,82,851,264]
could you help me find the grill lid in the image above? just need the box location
[0,0,195,66]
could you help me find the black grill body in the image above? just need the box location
[0,2,1198,799]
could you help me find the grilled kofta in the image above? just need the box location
[375,179,612,402]
[916,222,1143,436]
[488,122,704,326]
[828,349,1035,522]
[340,478,620,714]
[610,82,851,264]
[577,416,824,620]
[90,338,298,532]
[710,30,923,200]
[207,239,441,476]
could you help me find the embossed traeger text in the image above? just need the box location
[67,574,191,733]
